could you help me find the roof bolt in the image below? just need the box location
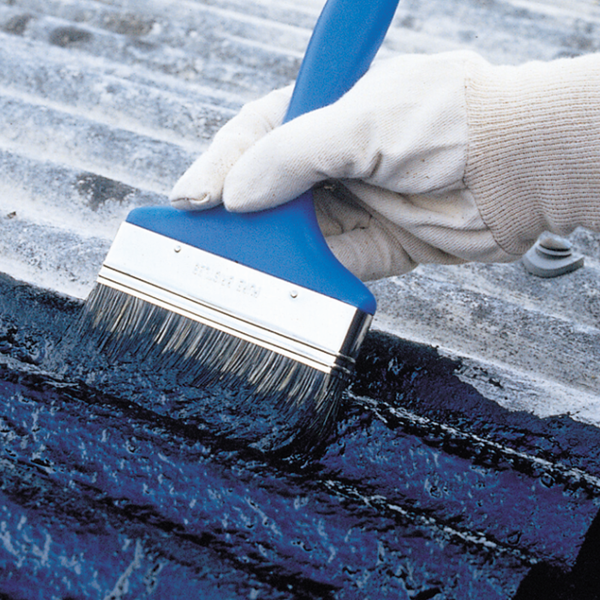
[174,245,181,253]
[290,290,298,298]
[537,233,572,257]
[522,233,584,278]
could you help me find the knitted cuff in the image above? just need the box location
[465,53,600,256]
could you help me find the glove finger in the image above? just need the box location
[324,214,418,281]
[313,183,371,237]
[314,182,421,280]
[223,53,469,212]
[170,86,293,210]
[326,227,416,281]
[223,104,358,212]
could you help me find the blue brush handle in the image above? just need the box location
[128,0,400,315]
[283,0,398,123]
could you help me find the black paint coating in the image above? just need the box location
[0,274,599,598]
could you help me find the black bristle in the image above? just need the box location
[68,284,349,451]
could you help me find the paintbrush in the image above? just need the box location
[76,0,400,449]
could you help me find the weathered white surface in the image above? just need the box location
[1,0,600,423]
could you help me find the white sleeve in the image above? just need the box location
[466,53,600,256]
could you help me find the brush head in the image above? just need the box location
[76,203,375,451]
[75,283,353,451]
[99,217,373,377]
[79,211,374,450]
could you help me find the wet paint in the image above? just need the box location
[0,274,599,598]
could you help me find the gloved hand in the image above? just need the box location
[170,51,600,280]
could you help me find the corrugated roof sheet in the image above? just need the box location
[2,1,600,596]
[2,0,598,422]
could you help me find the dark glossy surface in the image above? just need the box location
[0,275,599,598]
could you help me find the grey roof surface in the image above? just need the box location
[1,0,599,424]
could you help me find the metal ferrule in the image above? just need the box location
[97,222,372,377]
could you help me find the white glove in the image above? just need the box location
[170,51,600,280]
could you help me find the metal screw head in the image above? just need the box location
[290,290,298,298]
[174,245,181,253]
[537,234,572,258]
[522,233,584,278]
[538,233,572,252]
